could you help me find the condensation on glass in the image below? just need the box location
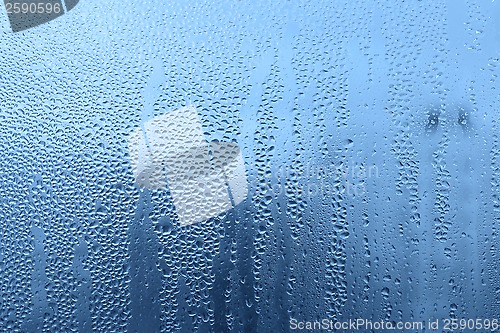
[0,0,498,332]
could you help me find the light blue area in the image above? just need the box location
[0,0,499,332]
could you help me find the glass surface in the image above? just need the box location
[0,0,499,332]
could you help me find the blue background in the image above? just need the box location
[0,0,499,332]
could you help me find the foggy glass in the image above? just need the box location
[0,0,498,332]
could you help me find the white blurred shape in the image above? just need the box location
[128,106,247,226]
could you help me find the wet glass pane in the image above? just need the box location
[0,0,499,332]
